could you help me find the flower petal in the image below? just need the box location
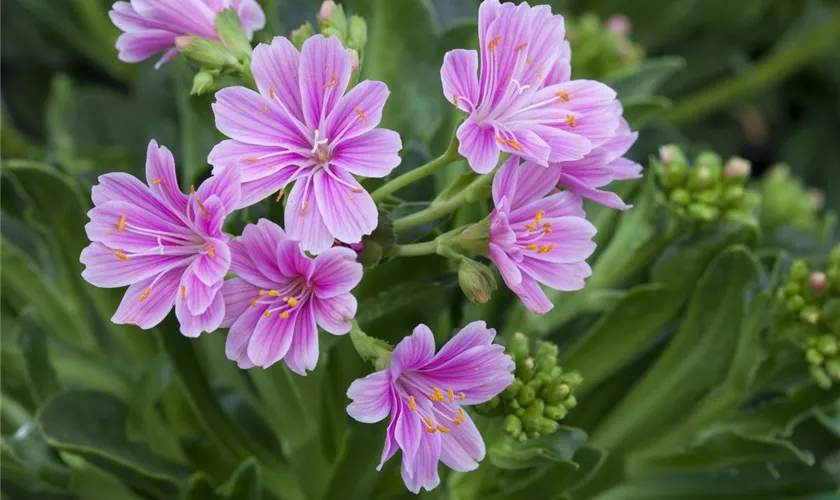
[456,117,500,174]
[441,49,480,113]
[80,242,188,288]
[313,292,357,335]
[221,277,260,328]
[238,165,299,209]
[246,303,296,368]
[208,140,302,182]
[238,219,288,284]
[193,236,231,286]
[429,321,495,368]
[489,242,521,289]
[346,370,392,423]
[311,247,363,299]
[145,140,189,216]
[176,287,225,337]
[390,324,436,377]
[285,176,334,255]
[513,274,553,314]
[275,239,315,280]
[111,266,181,329]
[181,262,223,315]
[313,168,378,245]
[520,259,591,292]
[212,86,309,148]
[226,304,264,369]
[85,200,191,253]
[299,35,351,130]
[114,30,176,64]
[440,409,485,472]
[326,80,390,146]
[400,430,441,494]
[92,172,182,227]
[190,195,226,237]
[559,172,631,210]
[196,165,241,214]
[251,37,304,121]
[330,129,402,178]
[284,303,319,375]
[132,0,216,38]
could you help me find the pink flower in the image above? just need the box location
[209,35,402,254]
[81,140,240,336]
[440,0,619,173]
[489,156,596,314]
[109,0,265,68]
[346,322,514,493]
[221,219,362,374]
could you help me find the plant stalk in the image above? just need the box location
[372,134,461,202]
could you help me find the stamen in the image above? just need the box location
[276,187,285,202]
[287,297,299,307]
[425,426,437,433]
[245,157,261,163]
[488,35,502,53]
[457,408,465,421]
[538,244,554,254]
[206,244,216,258]
[459,392,465,400]
[525,56,535,66]
[433,387,444,402]
[525,224,538,231]
[264,290,278,296]
[279,311,290,319]
[269,85,276,99]
[525,244,538,251]
[556,91,570,103]
[448,388,455,403]
[264,310,271,318]
[453,93,459,108]
[180,285,186,300]
[323,71,339,89]
[300,201,309,215]
[196,198,210,219]
[351,187,363,193]
[544,227,553,235]
[190,185,196,194]
[423,416,433,427]
[495,135,507,145]
[514,42,529,52]
[409,396,417,411]
[535,210,545,225]
[117,215,126,231]
[250,299,258,307]
[354,107,365,122]
[436,425,450,433]
[260,106,269,116]
[115,251,129,261]
[259,290,267,296]
[152,179,162,185]
[507,139,522,151]
[139,287,151,301]
[564,115,577,128]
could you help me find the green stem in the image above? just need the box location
[393,169,497,232]
[371,134,461,202]
[663,7,840,124]
[390,240,439,257]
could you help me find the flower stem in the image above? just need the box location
[663,6,840,124]
[393,167,497,232]
[371,134,461,202]
[390,240,439,257]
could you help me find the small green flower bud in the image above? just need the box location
[800,305,820,325]
[807,348,824,365]
[810,272,827,295]
[502,378,523,400]
[514,407,525,417]
[503,414,523,437]
[175,36,238,69]
[535,341,559,359]
[784,282,801,298]
[818,335,837,356]
[693,188,720,205]
[560,370,583,388]
[563,395,578,409]
[459,218,490,256]
[791,260,809,282]
[517,357,536,382]
[517,384,536,407]
[665,162,688,187]
[688,167,712,189]
[723,185,745,204]
[291,22,315,50]
[542,382,571,405]
[659,144,686,166]
[347,15,368,52]
[786,295,806,313]
[191,69,216,95]
[808,188,825,212]
[458,258,497,304]
[739,190,762,210]
[826,358,840,380]
[811,365,832,389]
[527,373,550,392]
[509,399,521,410]
[688,203,720,222]
[534,417,560,435]
[508,332,530,360]
[319,0,337,21]
[544,404,568,420]
[521,400,546,431]
[723,157,751,182]
[670,188,691,206]
[215,8,253,60]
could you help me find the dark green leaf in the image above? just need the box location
[606,57,686,100]
[489,427,588,470]
[17,309,61,404]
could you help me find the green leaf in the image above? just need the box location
[621,95,673,129]
[37,389,189,499]
[60,452,146,500]
[605,56,686,100]
[186,458,262,500]
[2,422,71,490]
[17,309,61,404]
[489,427,588,470]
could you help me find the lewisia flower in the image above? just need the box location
[221,219,362,374]
[489,156,596,314]
[346,322,514,493]
[109,0,265,68]
[81,140,240,336]
[440,0,619,173]
[209,35,402,254]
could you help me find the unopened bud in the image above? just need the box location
[784,282,801,297]
[291,22,315,50]
[191,69,216,95]
[791,260,809,282]
[347,48,360,72]
[215,8,252,60]
[347,15,368,51]
[563,395,578,409]
[811,365,832,389]
[688,203,719,222]
[319,0,337,20]
[502,378,523,400]
[786,295,805,313]
[670,188,691,206]
[175,36,238,69]
[544,404,568,421]
[517,384,536,407]
[521,400,545,430]
[800,305,820,325]
[811,272,827,295]
[818,335,837,356]
[723,185,745,204]
[723,157,751,181]
[503,414,523,437]
[517,357,536,382]
[659,144,682,165]
[508,332,530,361]
[826,358,840,380]
[458,259,497,304]
[808,188,825,212]
[459,218,490,256]
[807,348,824,365]
[604,14,631,36]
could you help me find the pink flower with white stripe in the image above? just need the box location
[221,219,362,374]
[209,34,402,254]
[109,0,265,68]
[346,322,514,493]
[81,140,240,336]
[440,0,619,173]
[489,156,596,314]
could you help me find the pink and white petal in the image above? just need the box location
[378,403,400,469]
[225,304,264,368]
[489,243,522,290]
[400,430,441,494]
[508,160,563,208]
[181,265,223,315]
[283,304,319,375]
[251,37,303,119]
[427,321,495,369]
[221,277,260,328]
[513,274,553,314]
[500,128,550,167]
[196,165,241,213]
[422,344,514,391]
[519,7,565,87]
[489,208,517,248]
[551,80,617,112]
[229,239,277,289]
[491,156,521,207]
[234,0,267,37]
[145,140,189,215]
[528,216,596,263]
[313,169,378,245]
[326,80,390,146]
[208,140,301,182]
[609,157,643,180]
[114,30,176,64]
[441,49,480,112]
[238,166,299,209]
[562,110,620,149]
[311,247,363,299]
[440,409,485,472]
[191,195,226,237]
[110,2,158,31]
[313,293,357,335]
[238,220,288,283]
[154,48,179,69]
[246,305,296,368]
[285,177,334,255]
[213,87,309,148]
[558,149,614,187]
[80,242,188,288]
[479,2,531,109]
[457,117,500,174]
[193,237,231,286]
[85,201,189,253]
[132,0,217,37]
[559,173,631,210]
[330,129,402,178]
[510,191,586,222]
[92,173,183,227]
[521,259,591,292]
[602,122,637,160]
[176,288,225,337]
[530,124,592,163]
[299,35,352,129]
[543,40,572,86]
[394,399,423,474]
[390,324,436,377]
[275,239,315,280]
[346,370,392,423]
[111,267,181,329]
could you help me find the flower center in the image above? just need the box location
[250,277,311,319]
[398,377,468,434]
[311,129,331,165]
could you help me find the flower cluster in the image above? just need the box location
[82,0,642,494]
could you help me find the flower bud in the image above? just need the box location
[175,36,238,69]
[786,295,805,313]
[517,384,536,406]
[659,144,685,165]
[688,203,719,222]
[811,272,827,295]
[807,348,824,365]
[723,157,751,182]
[669,188,690,206]
[826,358,840,380]
[319,0,337,21]
[604,14,631,36]
[808,188,825,212]
[291,22,315,50]
[800,305,820,325]
[722,185,745,204]
[562,395,578,409]
[544,404,568,421]
[215,8,252,60]
[508,332,531,361]
[503,414,523,439]
[191,69,216,95]
[811,365,832,389]
[347,48,360,72]
[791,260,809,282]
[502,378,523,400]
[784,282,801,297]
[517,357,536,382]
[458,258,497,304]
[347,15,368,51]
[459,218,490,256]
[818,335,837,356]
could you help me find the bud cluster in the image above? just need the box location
[291,1,366,72]
[652,145,760,225]
[759,164,827,232]
[566,13,643,80]
[775,249,840,387]
[476,333,582,441]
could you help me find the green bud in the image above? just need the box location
[544,404,568,420]
[517,384,536,407]
[826,358,840,380]
[191,69,216,95]
[723,185,745,204]
[509,399,521,410]
[784,282,801,298]
[786,295,806,313]
[535,341,558,358]
[175,36,238,69]
[670,188,691,206]
[688,203,720,222]
[560,370,583,388]
[543,382,571,405]
[527,373,550,392]
[215,8,252,60]
[503,414,523,437]
[521,400,546,431]
[349,324,392,370]
[665,162,688,187]
[458,258,497,304]
[693,187,720,205]
[517,357,536,382]
[459,218,490,256]
[811,365,832,389]
[810,272,827,295]
[800,305,820,325]
[347,15,368,52]
[695,152,722,179]
[563,395,578,409]
[818,335,838,356]
[807,348,824,365]
[485,396,500,409]
[723,157,751,183]
[534,417,560,435]
[791,260,809,282]
[502,378,523,400]
[319,1,349,40]
[830,244,840,267]
[687,167,713,189]
[291,22,315,50]
[658,144,686,166]
[508,332,531,361]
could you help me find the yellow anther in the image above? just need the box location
[287,297,299,307]
[260,106,269,116]
[250,299,258,307]
[114,251,129,261]
[544,227,553,235]
[488,35,502,53]
[117,215,126,231]
[323,71,338,89]
[152,178,162,185]
[433,387,444,402]
[409,396,417,411]
[453,93,459,108]
[556,91,570,103]
[264,310,271,318]
[457,408,465,421]
[423,416,433,427]
[448,388,455,403]
[436,425,450,433]
[259,290,267,296]
[425,426,437,433]
[525,56,535,65]
[525,244,538,251]
[300,201,309,215]
[269,85,276,99]
[190,185,196,194]
[514,42,529,52]
[279,311,290,319]
[452,418,462,425]
[206,244,216,259]
[351,187,363,193]
[139,287,151,301]
[355,107,365,122]
[524,224,538,231]
[245,157,261,163]
[276,187,285,202]
[538,244,554,254]
[459,392,466,400]
[507,139,522,151]
[196,198,210,219]
[535,209,545,225]
[267,290,280,296]
[564,115,577,128]
[180,285,186,300]
[495,135,507,145]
